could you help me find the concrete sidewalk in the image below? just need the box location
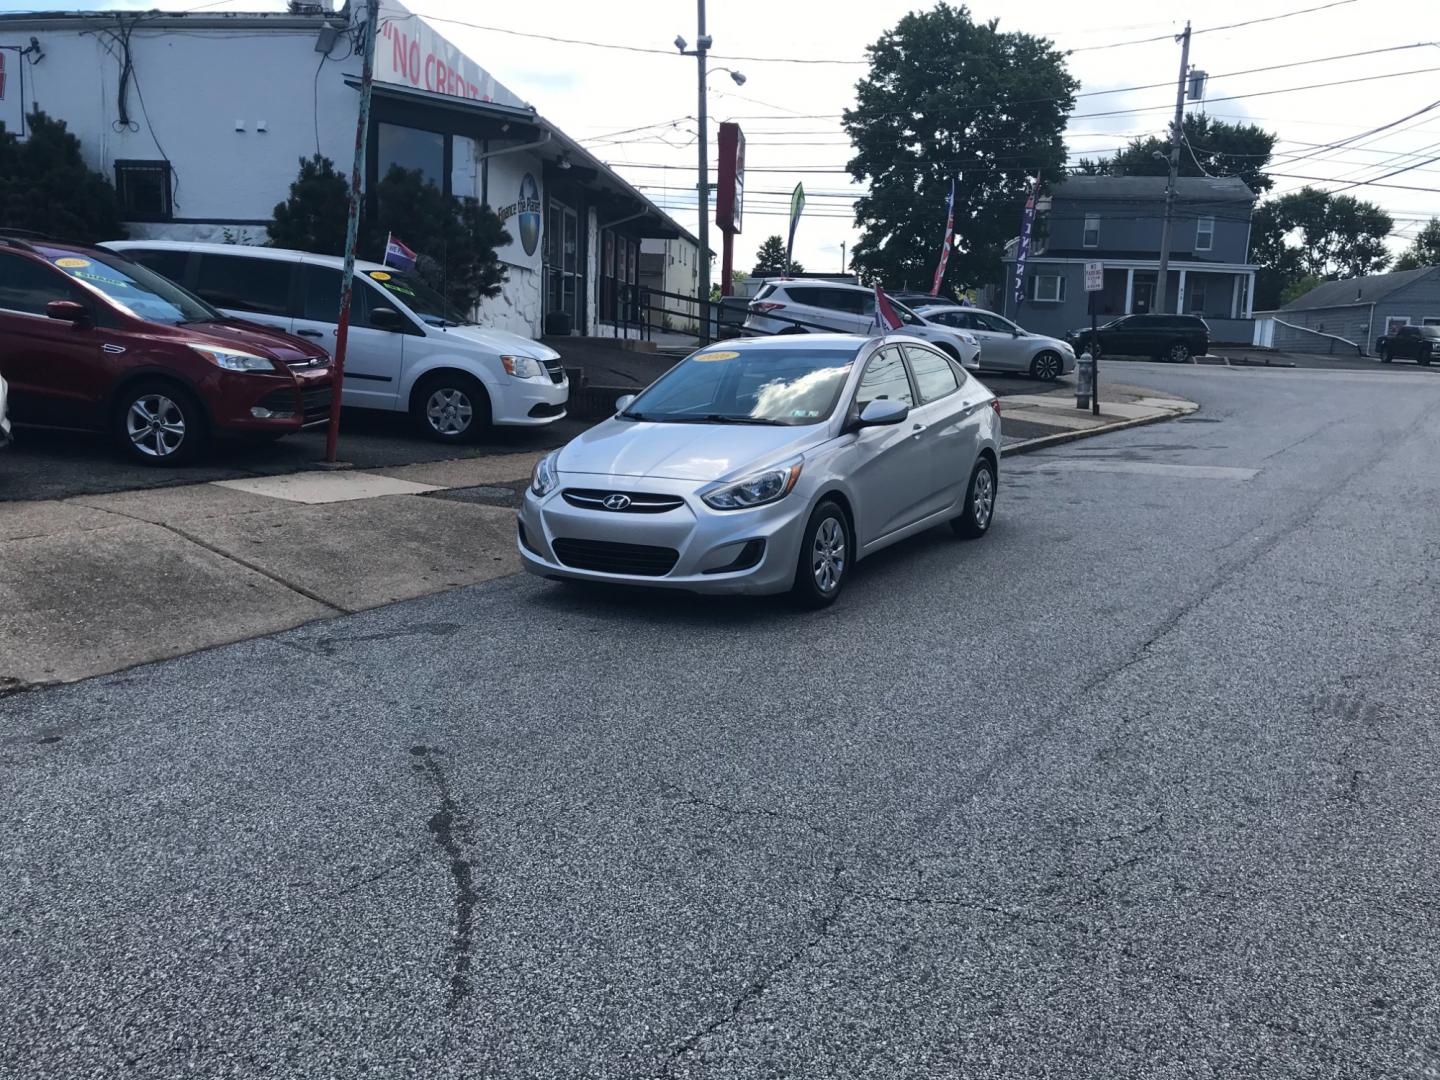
[0,383,1195,692]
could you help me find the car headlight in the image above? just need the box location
[700,460,803,511]
[502,354,548,380]
[188,344,277,372]
[959,333,978,346]
[531,450,560,497]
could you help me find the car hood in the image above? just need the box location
[437,323,561,361]
[558,417,828,482]
[181,319,328,365]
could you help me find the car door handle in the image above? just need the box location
[296,329,325,338]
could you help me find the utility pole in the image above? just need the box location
[324,0,378,463]
[1154,20,1191,315]
[695,0,711,321]
[840,240,846,275]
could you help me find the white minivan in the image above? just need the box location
[102,241,568,442]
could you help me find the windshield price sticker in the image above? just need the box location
[54,257,91,269]
[368,271,392,281]
[694,350,739,362]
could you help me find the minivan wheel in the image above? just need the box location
[951,457,996,540]
[115,379,207,466]
[1031,350,1063,381]
[412,372,490,442]
[1167,342,1192,363]
[791,500,850,609]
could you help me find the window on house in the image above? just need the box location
[377,123,445,188]
[1033,212,1049,255]
[1196,216,1215,252]
[1082,214,1100,248]
[114,160,174,222]
[1187,280,1207,315]
[1028,274,1066,303]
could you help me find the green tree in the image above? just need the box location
[0,110,125,244]
[1250,187,1393,309]
[1392,217,1440,271]
[843,3,1077,289]
[267,154,349,255]
[1085,114,1277,194]
[751,234,804,275]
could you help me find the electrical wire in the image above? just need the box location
[1065,0,1358,53]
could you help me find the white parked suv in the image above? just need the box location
[911,303,1074,381]
[743,280,981,368]
[102,241,567,442]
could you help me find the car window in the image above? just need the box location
[854,346,914,411]
[0,253,82,316]
[890,300,923,326]
[971,311,1013,333]
[193,253,292,316]
[930,310,969,329]
[44,249,218,325]
[298,264,378,329]
[124,248,191,286]
[903,345,961,403]
[753,283,777,302]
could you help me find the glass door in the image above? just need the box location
[544,199,579,327]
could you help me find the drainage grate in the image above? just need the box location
[1178,417,1222,424]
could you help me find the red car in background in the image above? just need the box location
[0,236,333,465]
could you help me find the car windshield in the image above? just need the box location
[362,268,471,326]
[44,249,219,325]
[621,345,858,426]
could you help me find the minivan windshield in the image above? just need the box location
[362,268,471,327]
[621,345,858,426]
[43,248,219,326]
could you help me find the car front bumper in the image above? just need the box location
[517,476,810,595]
[492,375,569,426]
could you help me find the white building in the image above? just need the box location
[639,238,701,332]
[0,0,700,341]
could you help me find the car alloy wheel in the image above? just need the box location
[126,393,187,459]
[813,516,847,595]
[426,387,474,436]
[1032,351,1062,380]
[1168,342,1192,363]
[972,465,995,529]
[952,457,997,540]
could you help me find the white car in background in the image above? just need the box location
[910,303,1074,381]
[743,281,981,369]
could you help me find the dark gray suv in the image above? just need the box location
[1068,314,1210,363]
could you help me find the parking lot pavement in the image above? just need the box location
[0,409,589,503]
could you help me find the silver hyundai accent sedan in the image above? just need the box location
[518,334,1000,606]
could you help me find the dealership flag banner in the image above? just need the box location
[1012,179,1039,307]
[930,179,957,296]
[383,233,418,271]
[785,182,806,267]
[872,285,904,333]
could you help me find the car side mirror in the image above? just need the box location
[1012,328,1022,337]
[615,393,636,413]
[369,305,406,332]
[857,398,909,427]
[46,300,90,326]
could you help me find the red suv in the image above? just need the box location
[0,236,333,465]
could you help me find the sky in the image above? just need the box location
[5,0,1436,274]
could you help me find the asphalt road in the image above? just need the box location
[3,362,1439,1078]
[0,375,1053,503]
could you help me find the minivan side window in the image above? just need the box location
[193,253,292,317]
[298,264,377,328]
[125,248,191,286]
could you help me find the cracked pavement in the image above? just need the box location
[2,363,1439,1078]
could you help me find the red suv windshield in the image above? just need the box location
[40,247,218,326]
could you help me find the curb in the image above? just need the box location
[1001,405,1196,457]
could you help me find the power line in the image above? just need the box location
[1065,0,1357,53]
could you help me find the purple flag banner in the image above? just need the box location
[1012,180,1039,308]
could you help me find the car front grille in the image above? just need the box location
[284,355,330,370]
[301,387,333,422]
[544,358,565,384]
[551,538,679,576]
[561,489,686,514]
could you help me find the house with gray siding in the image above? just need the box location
[1000,175,1258,344]
[1256,266,1440,354]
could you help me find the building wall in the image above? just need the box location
[1002,260,1088,338]
[640,237,699,330]
[1046,197,1251,263]
[1381,273,1440,329]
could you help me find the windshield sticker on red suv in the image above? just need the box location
[53,257,90,269]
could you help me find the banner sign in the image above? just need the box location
[715,122,746,235]
[490,153,543,271]
[1013,178,1039,308]
[375,0,528,109]
[785,182,805,266]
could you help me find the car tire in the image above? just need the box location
[1167,341,1192,363]
[113,379,208,467]
[1030,350,1063,381]
[951,456,997,540]
[1379,348,1391,363]
[791,499,850,609]
[412,372,490,442]
[1421,356,1432,367]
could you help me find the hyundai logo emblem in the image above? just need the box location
[602,493,632,511]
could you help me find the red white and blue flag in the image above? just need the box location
[872,285,904,333]
[383,233,417,271]
[930,178,956,296]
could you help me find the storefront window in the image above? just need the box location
[450,135,479,201]
[600,228,639,324]
[545,198,579,325]
[377,123,445,188]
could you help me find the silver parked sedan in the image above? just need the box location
[518,334,1000,606]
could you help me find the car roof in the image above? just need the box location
[102,239,390,274]
[771,280,872,294]
[702,333,871,352]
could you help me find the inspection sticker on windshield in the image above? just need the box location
[54,257,90,268]
[368,271,392,281]
[693,350,739,362]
